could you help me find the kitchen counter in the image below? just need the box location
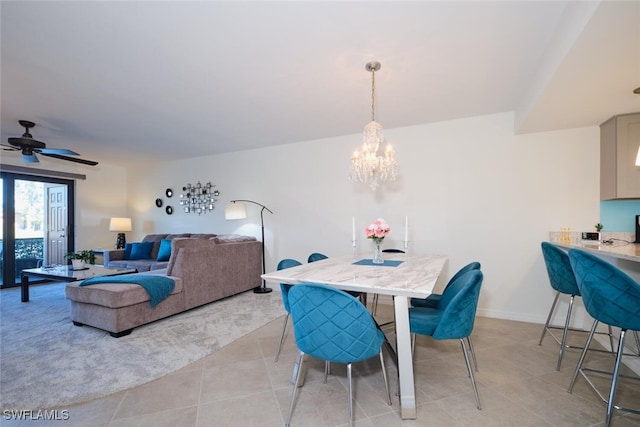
[549,232,640,263]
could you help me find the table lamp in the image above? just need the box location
[109,217,132,249]
[225,200,273,293]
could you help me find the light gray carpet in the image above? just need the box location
[0,282,285,410]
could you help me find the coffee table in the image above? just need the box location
[21,265,137,302]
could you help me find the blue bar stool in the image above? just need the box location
[567,249,640,427]
[539,242,615,370]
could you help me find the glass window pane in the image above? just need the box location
[14,180,44,280]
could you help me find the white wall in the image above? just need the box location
[123,112,600,324]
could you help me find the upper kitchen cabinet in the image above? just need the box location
[600,113,640,200]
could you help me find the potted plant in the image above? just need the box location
[64,250,96,270]
[595,223,603,241]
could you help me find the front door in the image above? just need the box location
[46,185,67,266]
[1,172,75,288]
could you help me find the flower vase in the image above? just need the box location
[372,239,384,264]
[71,259,85,270]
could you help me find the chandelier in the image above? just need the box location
[350,61,399,190]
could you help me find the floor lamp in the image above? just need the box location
[225,199,274,294]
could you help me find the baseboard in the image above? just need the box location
[475,308,548,324]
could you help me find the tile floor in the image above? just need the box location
[3,303,640,427]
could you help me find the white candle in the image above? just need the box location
[404,216,408,243]
[352,216,356,242]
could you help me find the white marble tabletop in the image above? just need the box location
[261,253,447,298]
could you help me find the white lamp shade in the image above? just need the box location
[636,146,640,166]
[225,203,247,220]
[109,217,132,232]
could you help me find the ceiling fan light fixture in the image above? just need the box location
[3,120,99,166]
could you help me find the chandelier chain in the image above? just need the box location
[370,67,376,122]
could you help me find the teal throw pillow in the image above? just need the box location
[123,243,133,260]
[129,242,154,260]
[156,239,172,261]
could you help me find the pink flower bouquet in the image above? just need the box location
[365,218,391,242]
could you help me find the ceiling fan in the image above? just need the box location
[2,120,98,166]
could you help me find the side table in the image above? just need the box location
[91,249,111,266]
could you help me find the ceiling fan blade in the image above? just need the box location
[23,153,39,163]
[38,148,79,156]
[40,153,99,166]
[1,143,20,151]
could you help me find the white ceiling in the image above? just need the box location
[1,1,639,168]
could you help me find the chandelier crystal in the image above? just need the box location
[350,61,399,190]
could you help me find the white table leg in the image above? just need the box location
[394,295,416,419]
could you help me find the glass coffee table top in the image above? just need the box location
[23,265,137,281]
[20,265,138,302]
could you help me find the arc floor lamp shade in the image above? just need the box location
[109,217,132,249]
[224,202,247,220]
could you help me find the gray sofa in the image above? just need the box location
[65,235,262,337]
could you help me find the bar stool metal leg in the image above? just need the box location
[467,336,479,372]
[539,292,560,345]
[606,330,627,427]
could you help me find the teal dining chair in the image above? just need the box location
[285,283,392,427]
[567,249,640,427]
[409,263,482,372]
[274,258,303,362]
[308,252,366,304]
[409,269,484,410]
[411,261,481,308]
[307,252,328,263]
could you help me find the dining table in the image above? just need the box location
[261,252,448,420]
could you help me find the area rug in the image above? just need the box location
[0,282,285,410]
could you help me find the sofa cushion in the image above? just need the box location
[165,234,191,239]
[142,234,171,259]
[123,243,133,260]
[130,242,154,260]
[189,233,217,239]
[106,260,131,269]
[156,239,172,261]
[214,234,257,244]
[107,259,169,272]
[65,273,183,309]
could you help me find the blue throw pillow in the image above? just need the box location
[129,242,154,260]
[123,243,133,260]
[156,239,172,261]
